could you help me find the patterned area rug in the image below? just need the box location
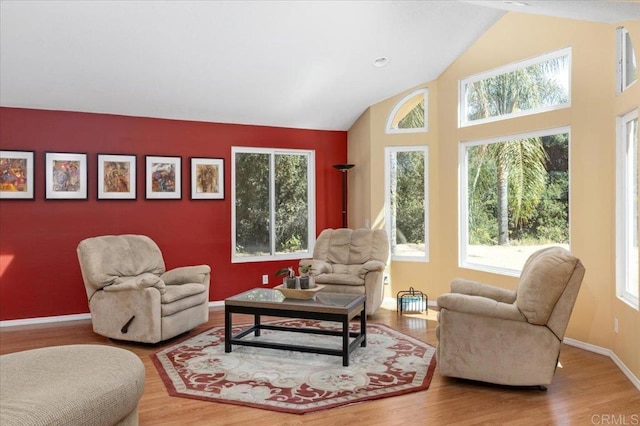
[151,319,436,414]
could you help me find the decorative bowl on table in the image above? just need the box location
[274,283,325,300]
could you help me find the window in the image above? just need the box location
[232,147,315,262]
[385,146,428,261]
[617,27,637,93]
[386,89,428,133]
[459,127,570,275]
[460,48,571,127]
[616,109,639,309]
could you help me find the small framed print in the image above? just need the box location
[98,154,137,200]
[190,157,224,200]
[0,150,35,200]
[146,155,181,199]
[45,152,88,200]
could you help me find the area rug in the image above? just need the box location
[151,319,436,414]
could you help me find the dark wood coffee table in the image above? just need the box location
[224,288,366,366]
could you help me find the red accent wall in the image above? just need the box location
[0,107,346,321]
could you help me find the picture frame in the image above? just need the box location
[190,157,224,200]
[145,155,181,199]
[45,152,88,200]
[97,154,137,200]
[0,150,35,200]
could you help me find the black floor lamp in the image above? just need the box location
[333,164,355,228]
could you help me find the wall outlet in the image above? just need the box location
[614,317,619,334]
[262,274,269,285]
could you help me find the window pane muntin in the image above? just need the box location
[385,146,429,261]
[460,48,571,127]
[460,127,570,275]
[232,147,314,262]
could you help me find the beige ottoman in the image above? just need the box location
[0,344,145,426]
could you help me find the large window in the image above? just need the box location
[386,89,427,134]
[232,147,315,262]
[459,127,570,275]
[617,27,637,93]
[460,48,570,127]
[616,109,639,309]
[385,146,428,261]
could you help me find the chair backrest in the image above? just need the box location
[312,228,389,265]
[77,235,166,299]
[515,246,585,339]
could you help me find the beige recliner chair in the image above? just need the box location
[436,246,585,388]
[300,228,389,316]
[77,234,211,344]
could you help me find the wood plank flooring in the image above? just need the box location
[1,305,638,425]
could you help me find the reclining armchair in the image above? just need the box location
[77,234,211,344]
[436,246,585,388]
[300,228,389,316]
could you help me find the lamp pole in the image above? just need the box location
[333,164,355,228]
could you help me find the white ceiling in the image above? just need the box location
[1,1,639,131]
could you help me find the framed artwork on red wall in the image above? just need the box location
[97,154,137,200]
[145,155,181,200]
[45,152,88,200]
[0,150,35,200]
[190,157,224,200]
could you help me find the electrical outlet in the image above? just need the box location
[614,317,619,334]
[262,274,269,285]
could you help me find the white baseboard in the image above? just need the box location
[2,306,638,392]
[563,337,640,392]
[0,313,91,328]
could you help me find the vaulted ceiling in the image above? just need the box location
[1,1,639,131]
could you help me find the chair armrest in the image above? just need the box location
[161,265,211,285]
[437,293,525,322]
[300,259,331,276]
[450,278,516,304]
[359,260,385,274]
[103,273,166,294]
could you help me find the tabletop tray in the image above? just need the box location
[274,283,325,299]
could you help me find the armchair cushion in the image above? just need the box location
[450,278,516,304]
[161,265,211,285]
[516,247,581,325]
[103,273,166,294]
[436,293,526,322]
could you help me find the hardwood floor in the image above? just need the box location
[1,305,638,425]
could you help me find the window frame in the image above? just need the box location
[617,27,637,94]
[231,146,316,263]
[384,145,429,263]
[616,108,639,310]
[459,47,572,128]
[458,126,571,276]
[385,88,428,134]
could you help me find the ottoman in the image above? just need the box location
[0,344,145,426]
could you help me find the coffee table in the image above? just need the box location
[224,288,366,366]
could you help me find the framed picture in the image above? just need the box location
[45,152,88,200]
[97,154,137,200]
[190,157,224,200]
[0,150,35,200]
[145,155,181,199]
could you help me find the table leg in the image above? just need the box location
[360,303,367,347]
[224,306,232,353]
[255,314,261,337]
[342,318,349,366]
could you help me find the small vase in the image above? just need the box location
[284,277,297,289]
[299,275,310,289]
